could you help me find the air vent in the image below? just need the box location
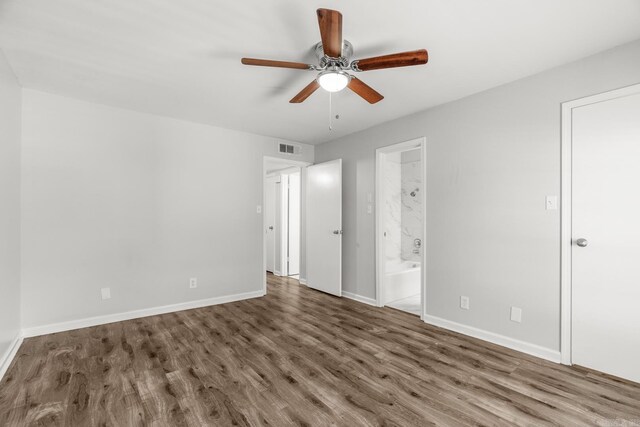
[279,143,300,155]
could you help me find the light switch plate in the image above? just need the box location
[256,205,262,214]
[460,296,470,310]
[511,306,522,323]
[101,287,111,300]
[367,204,372,214]
[545,196,558,210]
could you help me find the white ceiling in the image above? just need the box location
[1,1,639,145]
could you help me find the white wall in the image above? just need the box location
[315,39,640,352]
[20,89,313,329]
[0,51,21,362]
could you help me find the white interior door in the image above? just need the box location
[306,159,342,296]
[572,90,640,383]
[288,172,301,275]
[265,176,276,273]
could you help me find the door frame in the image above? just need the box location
[560,83,640,365]
[263,157,311,295]
[375,137,427,319]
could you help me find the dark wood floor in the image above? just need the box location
[1,274,639,426]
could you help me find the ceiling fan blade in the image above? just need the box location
[348,77,384,104]
[317,8,342,58]
[290,80,320,103]
[241,58,312,70]
[353,49,428,71]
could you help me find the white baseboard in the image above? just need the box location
[0,333,23,381]
[22,290,264,338]
[298,277,307,285]
[342,291,378,307]
[274,270,283,277]
[423,314,561,363]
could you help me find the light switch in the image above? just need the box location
[545,196,558,210]
[101,288,111,300]
[256,205,262,214]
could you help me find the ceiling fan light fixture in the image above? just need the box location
[317,70,350,92]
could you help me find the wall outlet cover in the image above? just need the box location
[101,287,111,300]
[460,296,470,310]
[189,278,197,288]
[545,195,558,210]
[511,306,523,322]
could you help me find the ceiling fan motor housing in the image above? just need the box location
[315,40,353,69]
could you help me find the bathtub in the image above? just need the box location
[383,261,421,304]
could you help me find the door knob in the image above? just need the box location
[576,238,588,247]
[332,230,343,235]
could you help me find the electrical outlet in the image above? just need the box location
[101,287,111,300]
[189,277,197,288]
[545,195,558,210]
[511,307,522,323]
[460,296,470,310]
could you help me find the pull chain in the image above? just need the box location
[329,92,333,131]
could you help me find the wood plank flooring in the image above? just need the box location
[1,274,639,426]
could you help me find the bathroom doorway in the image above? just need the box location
[375,138,426,317]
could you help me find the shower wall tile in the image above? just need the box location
[383,154,402,267]
[401,156,422,261]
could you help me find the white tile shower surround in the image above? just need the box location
[401,152,422,262]
[386,294,421,316]
[383,152,402,266]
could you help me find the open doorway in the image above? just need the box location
[276,170,301,278]
[376,138,426,317]
[263,157,310,293]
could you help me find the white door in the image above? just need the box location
[572,90,640,383]
[288,172,301,275]
[265,176,276,273]
[306,159,342,296]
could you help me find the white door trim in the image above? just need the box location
[375,137,427,320]
[560,82,640,365]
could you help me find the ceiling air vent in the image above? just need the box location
[279,143,300,155]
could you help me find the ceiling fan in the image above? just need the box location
[241,8,428,104]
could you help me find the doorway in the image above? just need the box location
[376,138,426,317]
[561,83,640,383]
[263,157,310,293]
